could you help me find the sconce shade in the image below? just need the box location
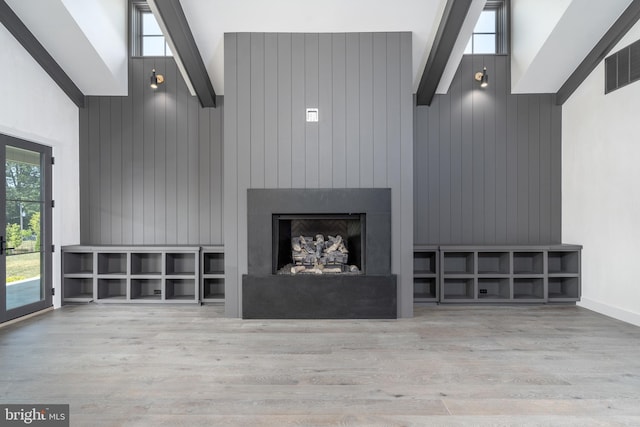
[150,69,164,89]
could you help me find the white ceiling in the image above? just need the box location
[3,0,636,99]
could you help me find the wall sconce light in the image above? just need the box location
[475,67,488,88]
[150,69,164,89]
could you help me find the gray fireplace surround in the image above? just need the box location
[243,188,397,319]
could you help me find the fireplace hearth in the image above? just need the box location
[243,188,396,319]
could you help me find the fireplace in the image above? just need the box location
[243,188,396,319]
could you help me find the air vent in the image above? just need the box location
[631,41,640,81]
[605,38,640,94]
[606,56,617,93]
[618,48,630,87]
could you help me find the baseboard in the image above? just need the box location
[0,307,54,329]
[578,297,640,327]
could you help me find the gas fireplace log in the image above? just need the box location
[291,234,351,269]
[324,235,342,253]
[290,265,306,274]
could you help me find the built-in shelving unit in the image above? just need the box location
[62,246,200,304]
[413,245,581,304]
[201,246,225,303]
[413,245,438,303]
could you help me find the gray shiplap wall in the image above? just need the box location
[224,33,414,317]
[414,54,561,245]
[79,57,224,245]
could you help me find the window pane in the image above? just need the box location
[143,36,166,56]
[475,10,496,33]
[6,146,42,203]
[473,34,496,54]
[165,42,173,57]
[5,146,44,311]
[142,12,162,36]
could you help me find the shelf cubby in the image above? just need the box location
[131,253,162,275]
[203,278,225,300]
[63,252,94,275]
[97,279,127,300]
[130,279,162,300]
[443,252,474,275]
[477,252,509,275]
[97,253,127,275]
[548,251,580,275]
[166,279,197,300]
[166,253,196,275]
[414,277,437,300]
[513,278,545,300]
[513,252,544,275]
[442,278,474,300]
[548,277,580,301]
[203,252,225,275]
[414,252,437,275]
[477,278,510,299]
[63,278,94,301]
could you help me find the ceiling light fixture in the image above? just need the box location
[150,69,164,89]
[475,67,488,88]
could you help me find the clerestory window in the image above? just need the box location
[464,0,508,55]
[131,0,172,57]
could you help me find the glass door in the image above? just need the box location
[0,136,52,323]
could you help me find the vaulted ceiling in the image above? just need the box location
[3,0,639,104]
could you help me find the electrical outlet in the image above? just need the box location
[479,289,488,294]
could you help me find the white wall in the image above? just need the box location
[563,21,640,327]
[0,24,80,309]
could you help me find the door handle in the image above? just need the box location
[0,235,14,255]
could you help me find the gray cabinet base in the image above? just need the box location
[242,275,397,319]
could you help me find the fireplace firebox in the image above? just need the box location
[243,188,396,319]
[273,214,365,275]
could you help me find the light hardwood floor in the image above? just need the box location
[1,304,639,426]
